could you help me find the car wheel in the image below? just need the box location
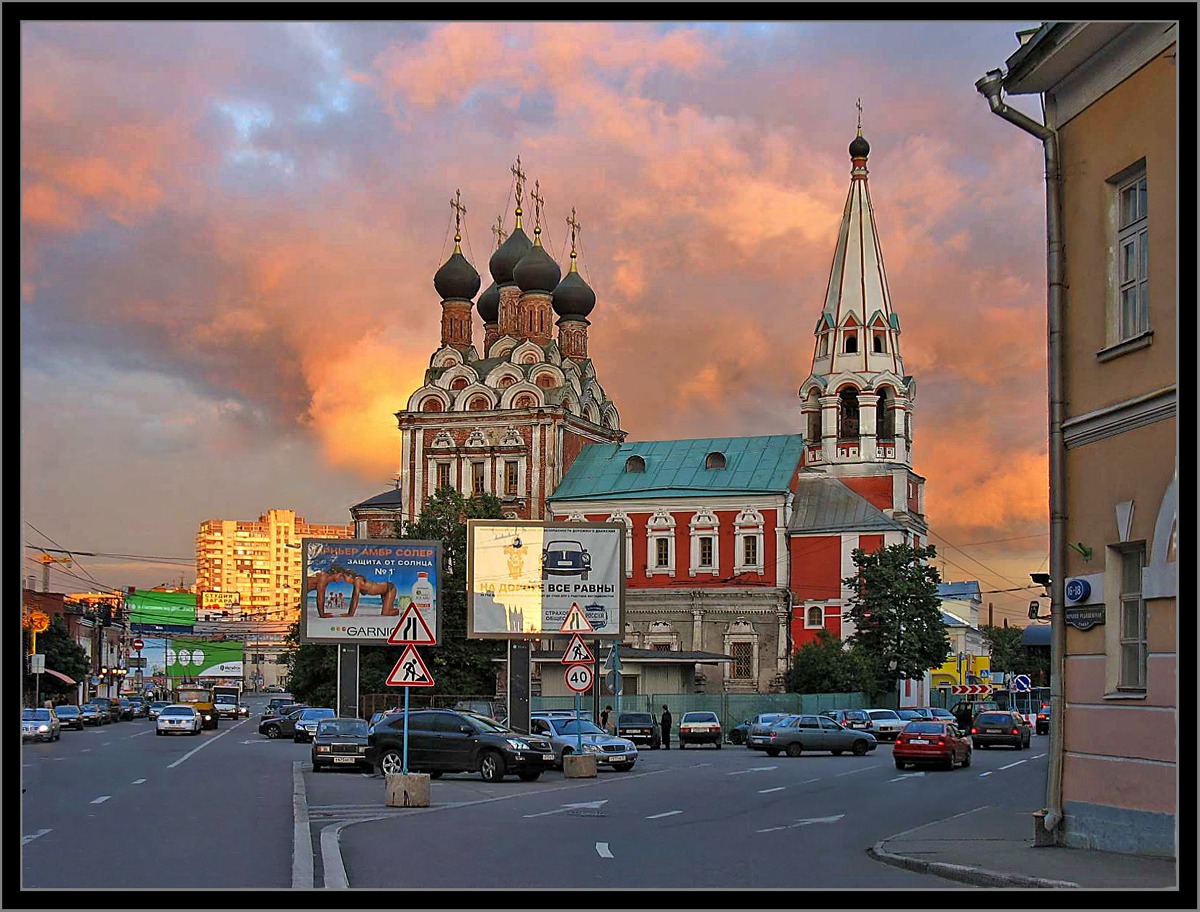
[379,750,404,776]
[479,750,506,782]
[612,763,635,772]
[785,743,803,758]
[943,756,955,771]
[963,750,972,768]
[428,771,443,779]
[294,734,303,743]
[894,758,906,769]
[265,725,280,739]
[729,732,743,745]
[831,749,844,756]
[765,748,781,757]
[715,740,722,750]
[518,771,542,781]
[852,740,869,756]
[156,730,163,736]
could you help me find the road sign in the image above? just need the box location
[604,669,622,695]
[560,634,595,666]
[558,602,595,633]
[387,604,436,646]
[385,645,435,687]
[949,684,992,695]
[131,638,145,651]
[1011,674,1032,692]
[565,663,594,693]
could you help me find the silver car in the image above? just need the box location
[744,712,792,748]
[22,708,61,742]
[293,707,337,743]
[528,716,638,771]
[862,708,906,741]
[762,714,878,757]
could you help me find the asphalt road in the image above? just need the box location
[21,701,1050,892]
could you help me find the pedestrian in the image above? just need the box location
[600,705,612,731]
[660,704,672,750]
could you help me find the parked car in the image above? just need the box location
[821,709,871,731]
[678,711,723,748]
[127,697,149,718]
[861,708,905,741]
[91,697,122,723]
[740,712,791,746]
[759,714,878,757]
[54,705,85,730]
[896,709,924,723]
[116,697,136,720]
[311,717,372,772]
[971,710,1032,750]
[293,708,338,743]
[541,539,591,580]
[366,709,555,782]
[79,703,108,726]
[156,704,202,736]
[265,684,286,693]
[893,720,972,770]
[910,707,957,723]
[22,708,61,742]
[147,701,171,720]
[528,716,638,771]
[950,700,1001,729]
[263,696,298,717]
[453,700,508,725]
[1035,703,1050,735]
[615,712,661,749]
[259,706,311,740]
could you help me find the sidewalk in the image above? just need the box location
[868,805,1180,890]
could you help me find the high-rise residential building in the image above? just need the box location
[194,509,353,622]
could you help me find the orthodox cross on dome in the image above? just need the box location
[492,214,507,248]
[450,188,467,245]
[531,179,545,237]
[856,97,863,135]
[566,207,581,268]
[511,155,526,227]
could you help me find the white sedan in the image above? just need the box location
[156,705,202,736]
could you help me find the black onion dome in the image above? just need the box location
[849,133,871,159]
[434,249,481,301]
[513,241,562,294]
[488,227,532,285]
[552,267,596,318]
[477,281,500,323]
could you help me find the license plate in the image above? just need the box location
[984,729,1001,733]
[542,754,555,762]
[608,754,625,762]
[333,757,355,764]
[911,739,930,744]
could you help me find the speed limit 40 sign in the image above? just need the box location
[565,663,594,693]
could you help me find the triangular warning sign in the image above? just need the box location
[388,604,436,646]
[560,633,595,666]
[385,645,435,688]
[558,602,595,633]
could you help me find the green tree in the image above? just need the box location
[980,624,1051,684]
[784,629,873,695]
[843,542,949,701]
[24,615,90,703]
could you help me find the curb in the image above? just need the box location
[867,841,1080,889]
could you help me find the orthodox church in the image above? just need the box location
[352,127,930,695]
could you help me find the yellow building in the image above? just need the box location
[194,508,353,622]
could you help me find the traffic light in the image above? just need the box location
[1028,601,1041,620]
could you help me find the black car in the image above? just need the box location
[127,697,149,719]
[616,712,661,749]
[971,710,1032,750]
[91,697,122,723]
[258,705,310,739]
[311,717,371,772]
[54,705,86,730]
[366,709,555,782]
[117,697,136,720]
[79,703,108,726]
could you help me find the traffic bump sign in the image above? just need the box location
[387,604,436,646]
[386,645,435,688]
[559,602,595,633]
[560,634,595,666]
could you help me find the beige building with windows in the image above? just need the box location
[981,22,1177,858]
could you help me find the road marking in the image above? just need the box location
[798,778,821,784]
[758,787,785,794]
[132,778,147,785]
[523,799,608,819]
[1032,753,1047,759]
[757,825,787,833]
[833,766,873,777]
[789,814,844,827]
[167,723,238,769]
[595,842,613,859]
[90,795,111,804]
[888,772,926,782]
[729,766,778,775]
[646,810,682,819]
[81,749,91,753]
[1000,759,1028,770]
[22,829,51,846]
[978,771,993,777]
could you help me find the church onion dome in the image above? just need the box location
[488,227,532,286]
[433,248,481,301]
[477,281,500,323]
[513,238,562,294]
[849,132,870,159]
[552,265,595,318]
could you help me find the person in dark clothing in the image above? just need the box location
[660,705,672,750]
[600,705,612,731]
[954,704,974,733]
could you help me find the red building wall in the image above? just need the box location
[841,476,893,512]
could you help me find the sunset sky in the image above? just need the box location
[20,19,1053,626]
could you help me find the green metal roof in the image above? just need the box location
[549,434,805,502]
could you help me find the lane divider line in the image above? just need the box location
[22,829,51,846]
[595,842,613,859]
[646,810,682,819]
[758,787,785,794]
[999,759,1029,770]
[132,778,147,785]
[90,795,110,804]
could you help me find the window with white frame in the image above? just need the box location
[805,605,824,629]
[733,509,765,574]
[723,618,758,684]
[504,460,519,495]
[688,510,720,577]
[607,512,634,578]
[730,641,753,678]
[471,462,485,495]
[655,538,670,567]
[1115,167,1149,342]
[1118,543,1147,691]
[436,462,451,490]
[700,537,714,567]
[645,511,676,576]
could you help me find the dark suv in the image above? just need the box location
[616,712,661,749]
[91,697,123,723]
[366,709,554,782]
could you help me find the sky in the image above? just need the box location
[20,19,1054,627]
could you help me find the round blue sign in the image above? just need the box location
[1065,578,1091,603]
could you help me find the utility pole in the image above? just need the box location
[37,554,73,592]
[988,601,994,627]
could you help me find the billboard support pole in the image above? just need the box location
[337,644,359,719]
[592,638,601,723]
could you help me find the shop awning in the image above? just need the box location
[45,669,77,685]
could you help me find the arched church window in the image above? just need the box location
[905,412,912,441]
[838,388,860,438]
[450,377,469,391]
[818,333,830,357]
[625,455,646,473]
[514,394,536,408]
[807,606,823,628]
[873,330,886,353]
[468,396,489,411]
[844,332,858,354]
[877,389,895,439]
[705,452,726,470]
[422,398,443,412]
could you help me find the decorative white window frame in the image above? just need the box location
[464,429,488,449]
[804,604,825,629]
[1104,541,1148,696]
[1104,160,1151,350]
[688,510,720,577]
[644,620,679,651]
[646,510,676,576]
[431,431,456,449]
[722,618,759,684]
[430,459,456,496]
[733,508,765,575]
[607,512,634,578]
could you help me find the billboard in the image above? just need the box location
[162,637,244,678]
[127,590,197,627]
[466,521,625,639]
[299,538,442,645]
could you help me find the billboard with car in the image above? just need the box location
[466,520,625,638]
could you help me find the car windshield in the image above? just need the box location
[896,709,921,719]
[904,722,946,734]
[462,713,511,733]
[318,720,368,737]
[619,713,653,724]
[56,706,79,715]
[977,713,1013,725]
[682,712,718,723]
[552,719,605,736]
[164,706,195,716]
[151,702,170,709]
[868,710,899,720]
[215,697,237,704]
[302,709,336,721]
[757,713,787,723]
[23,709,52,721]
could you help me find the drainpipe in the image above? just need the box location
[975,69,1067,838]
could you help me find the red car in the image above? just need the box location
[893,720,972,771]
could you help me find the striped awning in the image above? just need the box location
[44,669,77,685]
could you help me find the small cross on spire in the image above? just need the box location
[531,180,545,235]
[856,97,863,135]
[492,214,507,248]
[566,207,581,269]
[511,155,526,211]
[450,189,467,242]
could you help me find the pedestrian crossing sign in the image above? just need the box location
[386,645,435,687]
[388,604,436,646]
